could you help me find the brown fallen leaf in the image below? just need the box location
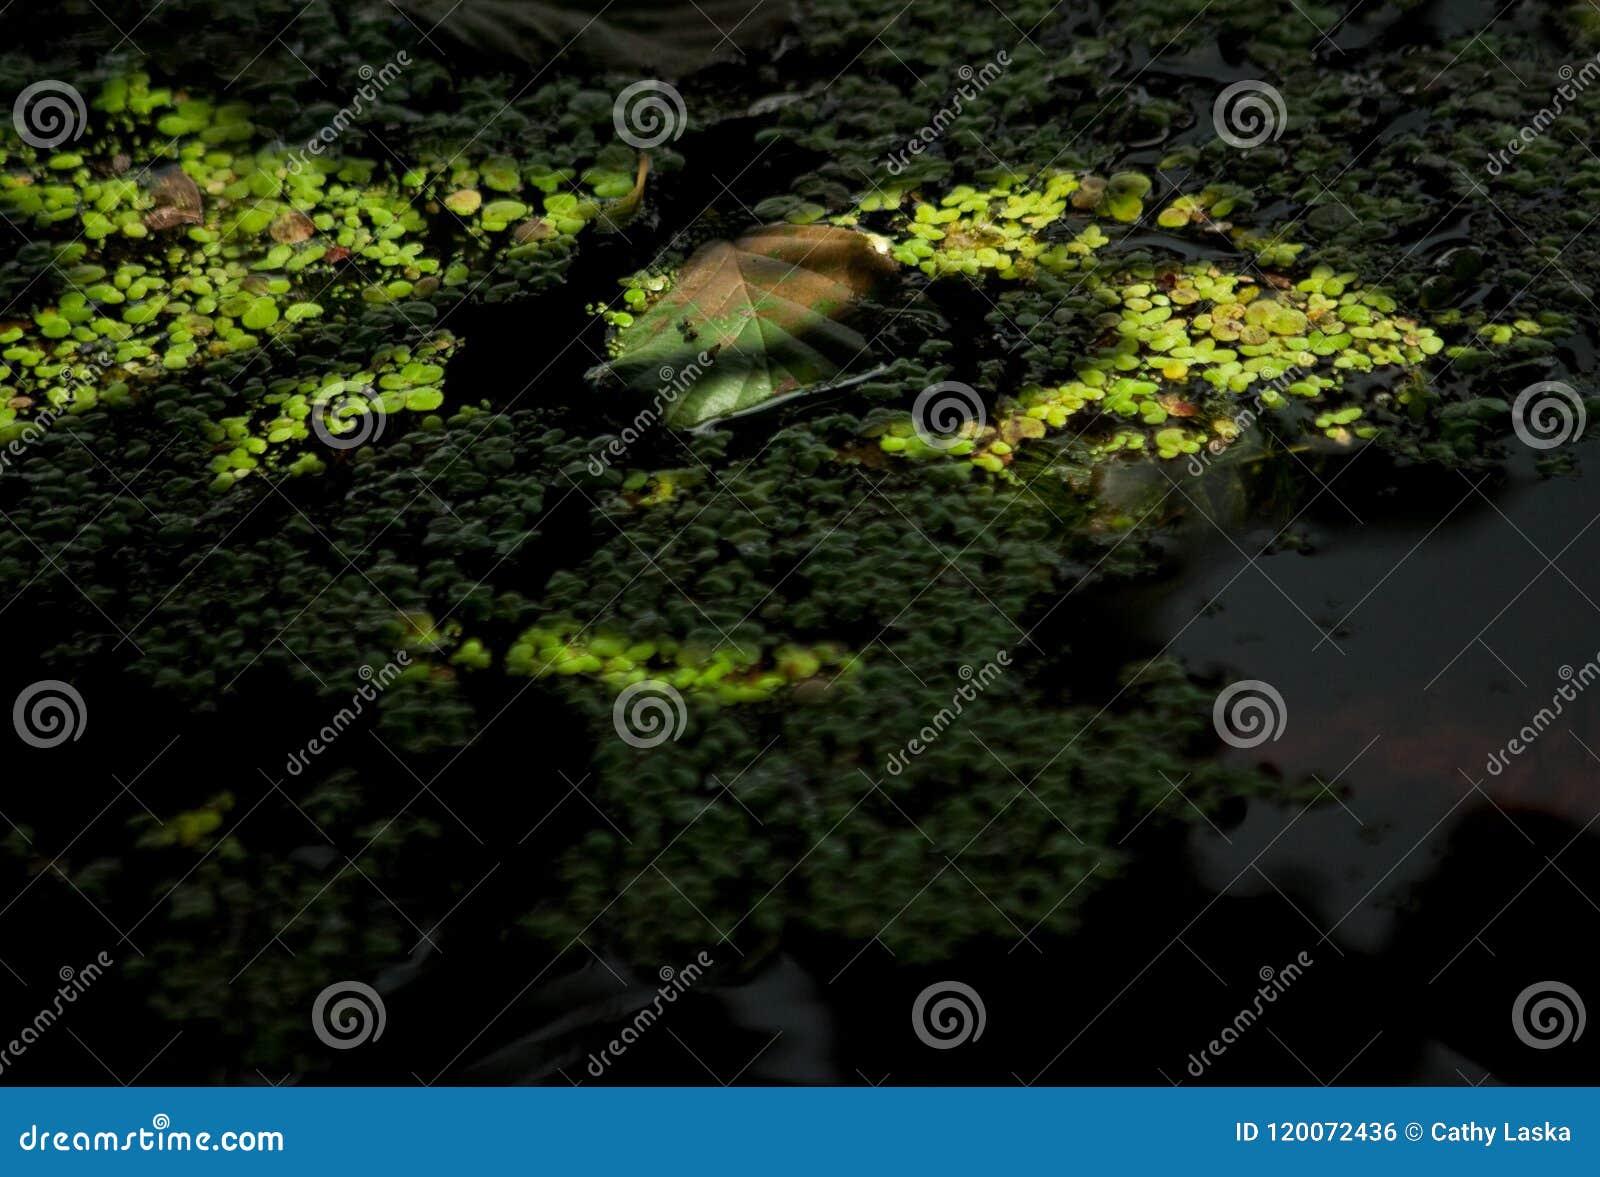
[592,153,651,235]
[142,165,203,231]
[269,211,315,243]
[590,223,896,428]
[999,415,1047,444]
[512,218,556,244]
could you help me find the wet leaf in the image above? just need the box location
[269,211,315,243]
[512,218,556,243]
[142,165,203,231]
[591,154,650,235]
[591,224,896,429]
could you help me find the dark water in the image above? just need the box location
[4,0,1598,1088]
[431,449,1600,1086]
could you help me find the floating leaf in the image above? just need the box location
[269,211,315,243]
[592,154,650,235]
[444,189,482,216]
[241,297,279,330]
[142,165,203,231]
[481,199,529,227]
[512,218,556,243]
[591,224,896,429]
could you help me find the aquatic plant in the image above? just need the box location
[2,0,1594,1080]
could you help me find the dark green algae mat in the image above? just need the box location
[0,0,1596,1082]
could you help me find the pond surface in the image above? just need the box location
[2,0,1597,1087]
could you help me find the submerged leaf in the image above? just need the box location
[592,224,896,429]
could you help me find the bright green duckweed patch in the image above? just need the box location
[844,178,1556,471]
[505,619,861,703]
[1,72,645,480]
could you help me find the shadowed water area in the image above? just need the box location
[0,0,1596,1086]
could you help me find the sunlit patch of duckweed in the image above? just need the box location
[0,73,649,480]
[838,173,1117,279]
[985,262,1449,463]
[852,175,1478,471]
[618,467,700,506]
[505,619,862,704]
[204,333,459,489]
[589,270,674,334]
